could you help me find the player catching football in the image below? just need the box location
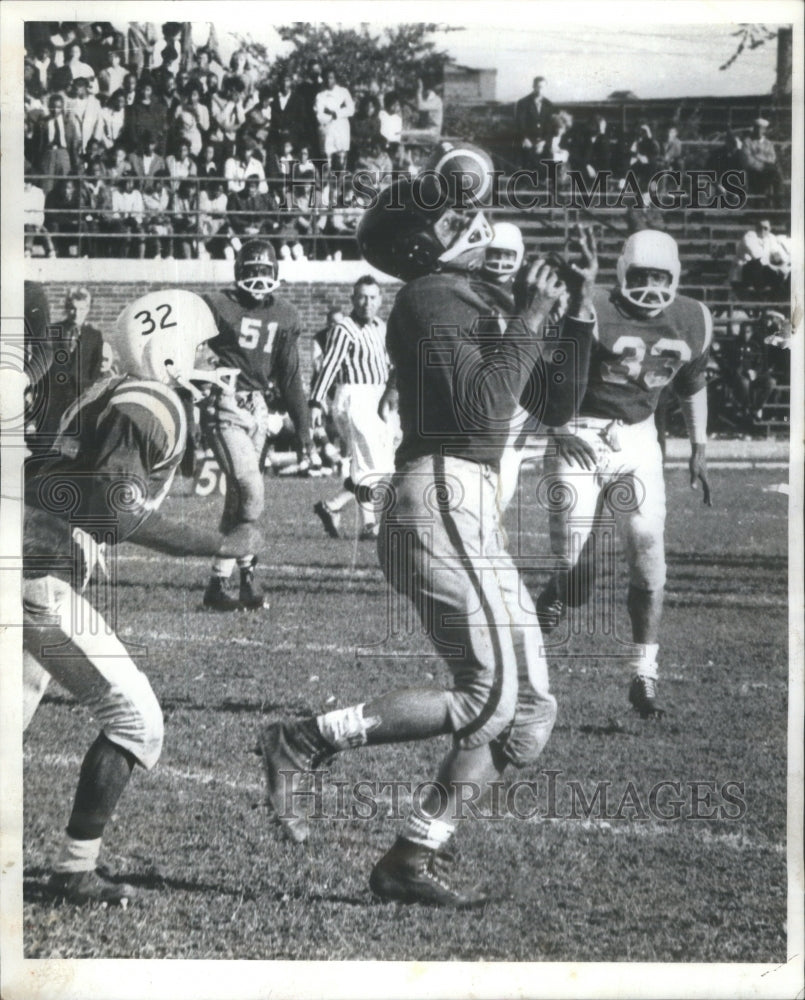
[23,289,263,904]
[535,229,713,718]
[258,147,598,907]
[200,239,312,611]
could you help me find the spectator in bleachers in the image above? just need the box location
[109,169,145,257]
[173,82,210,156]
[83,23,120,78]
[354,136,393,195]
[192,47,225,92]
[142,170,173,259]
[46,22,80,68]
[390,142,418,180]
[24,79,48,126]
[124,80,168,155]
[98,49,127,99]
[627,122,660,192]
[415,76,444,137]
[732,218,791,295]
[228,50,258,101]
[718,319,778,429]
[291,145,319,232]
[545,111,573,168]
[242,84,274,150]
[228,173,279,237]
[298,61,326,161]
[171,178,199,258]
[33,93,83,194]
[742,118,784,206]
[197,142,221,181]
[202,72,222,114]
[79,159,113,257]
[121,72,139,107]
[81,137,105,174]
[515,75,555,171]
[96,89,127,149]
[269,73,308,158]
[224,140,267,194]
[378,92,403,151]
[45,177,82,256]
[127,22,159,76]
[53,42,98,95]
[107,144,133,183]
[130,131,167,181]
[580,114,612,179]
[166,139,198,188]
[349,95,383,170]
[661,125,683,171]
[315,68,355,171]
[24,176,56,257]
[159,43,182,81]
[197,180,230,258]
[31,43,57,94]
[212,76,249,147]
[65,77,102,153]
[154,70,180,112]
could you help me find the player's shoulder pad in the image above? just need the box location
[668,294,714,352]
[106,378,187,469]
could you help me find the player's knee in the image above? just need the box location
[494,693,557,768]
[448,669,519,747]
[628,539,666,590]
[102,676,164,771]
[239,471,265,522]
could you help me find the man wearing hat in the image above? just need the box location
[743,118,784,205]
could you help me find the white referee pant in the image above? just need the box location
[331,383,394,528]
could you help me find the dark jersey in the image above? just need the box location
[388,272,593,469]
[580,287,713,424]
[24,375,187,578]
[203,288,308,439]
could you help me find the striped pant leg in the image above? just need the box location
[22,575,164,770]
[380,457,522,749]
[615,420,667,591]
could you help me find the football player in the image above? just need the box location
[200,239,311,611]
[535,229,713,718]
[258,163,598,907]
[23,289,262,905]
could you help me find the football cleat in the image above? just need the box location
[203,574,241,612]
[369,837,488,908]
[628,674,665,718]
[239,558,268,611]
[536,590,566,633]
[49,869,137,906]
[314,500,341,538]
[257,720,334,844]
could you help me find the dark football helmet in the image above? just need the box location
[357,177,493,282]
[235,239,280,300]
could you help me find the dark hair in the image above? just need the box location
[355,274,379,290]
[258,84,272,103]
[383,92,399,113]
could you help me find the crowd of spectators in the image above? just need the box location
[24,21,444,259]
[512,76,786,207]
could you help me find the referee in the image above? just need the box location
[312,275,393,539]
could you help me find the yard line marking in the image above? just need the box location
[23,753,785,856]
[118,628,357,654]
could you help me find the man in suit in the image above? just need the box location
[269,73,308,156]
[34,93,83,194]
[129,132,167,182]
[514,75,555,173]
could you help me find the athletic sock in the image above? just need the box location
[212,557,236,577]
[315,703,380,750]
[53,834,102,874]
[628,643,659,679]
[401,814,456,851]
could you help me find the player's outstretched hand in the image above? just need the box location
[566,225,598,319]
[689,443,712,506]
[554,432,599,471]
[514,258,567,332]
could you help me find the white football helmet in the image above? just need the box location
[483,222,525,277]
[111,289,238,399]
[617,230,680,312]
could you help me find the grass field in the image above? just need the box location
[22,462,790,962]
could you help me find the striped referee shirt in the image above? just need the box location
[309,313,389,406]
